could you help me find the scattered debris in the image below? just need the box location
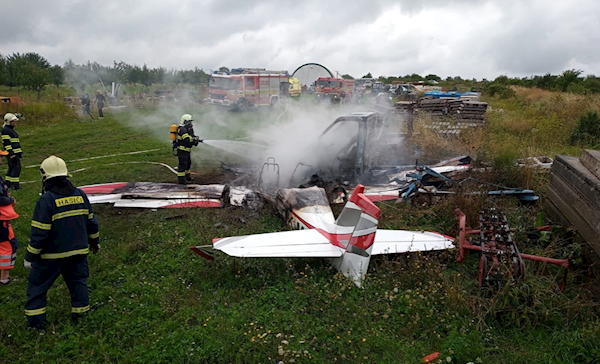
[81,182,230,208]
[516,156,554,170]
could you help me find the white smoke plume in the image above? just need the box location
[117,94,390,188]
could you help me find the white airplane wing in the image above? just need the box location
[371,230,454,255]
[213,229,344,258]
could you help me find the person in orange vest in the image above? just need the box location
[0,175,18,285]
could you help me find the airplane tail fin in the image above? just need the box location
[333,184,381,287]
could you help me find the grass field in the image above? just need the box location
[0,89,599,363]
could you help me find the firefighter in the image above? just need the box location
[2,113,23,190]
[175,114,202,184]
[24,156,100,330]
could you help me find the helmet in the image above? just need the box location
[40,155,69,182]
[180,114,193,125]
[3,113,18,125]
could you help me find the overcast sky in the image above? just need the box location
[4,0,600,80]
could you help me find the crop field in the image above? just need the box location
[0,87,599,363]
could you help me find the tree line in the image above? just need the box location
[371,70,600,96]
[0,52,211,99]
[2,52,600,99]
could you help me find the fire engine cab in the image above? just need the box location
[208,68,290,111]
[315,77,355,103]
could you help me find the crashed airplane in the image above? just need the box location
[191,185,454,288]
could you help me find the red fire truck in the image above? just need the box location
[208,69,290,110]
[315,77,355,103]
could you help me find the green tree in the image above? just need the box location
[0,55,6,86]
[48,65,64,88]
[140,64,152,90]
[425,74,441,82]
[5,53,27,90]
[362,72,372,78]
[341,74,354,79]
[583,75,600,94]
[22,62,52,99]
[218,66,230,73]
[557,69,583,92]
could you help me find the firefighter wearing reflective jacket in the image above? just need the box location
[2,113,23,190]
[24,156,100,330]
[175,114,202,184]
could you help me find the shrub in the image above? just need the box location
[569,110,600,147]
[485,83,516,99]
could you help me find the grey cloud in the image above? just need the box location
[2,0,600,79]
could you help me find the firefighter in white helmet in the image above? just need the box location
[24,156,100,330]
[174,114,202,184]
[2,113,23,189]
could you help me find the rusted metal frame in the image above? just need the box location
[454,208,570,269]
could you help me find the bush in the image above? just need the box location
[485,83,516,99]
[569,110,600,147]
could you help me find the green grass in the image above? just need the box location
[0,96,599,363]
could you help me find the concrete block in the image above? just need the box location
[552,155,600,210]
[546,186,600,257]
[580,149,600,180]
[548,173,600,232]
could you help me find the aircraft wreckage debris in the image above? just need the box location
[80,182,259,209]
[192,185,455,288]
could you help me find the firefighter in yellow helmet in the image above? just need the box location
[174,114,202,184]
[24,156,100,330]
[2,113,23,190]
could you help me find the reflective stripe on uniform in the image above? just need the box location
[177,172,185,176]
[4,145,11,150]
[88,232,99,239]
[9,138,19,142]
[32,220,52,230]
[0,261,14,267]
[179,133,193,141]
[27,245,42,254]
[88,213,94,219]
[178,146,191,152]
[52,209,89,221]
[1,135,9,140]
[12,148,22,153]
[40,248,89,259]
[25,307,47,316]
[72,305,90,314]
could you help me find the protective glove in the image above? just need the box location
[24,260,32,269]
[90,243,101,254]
